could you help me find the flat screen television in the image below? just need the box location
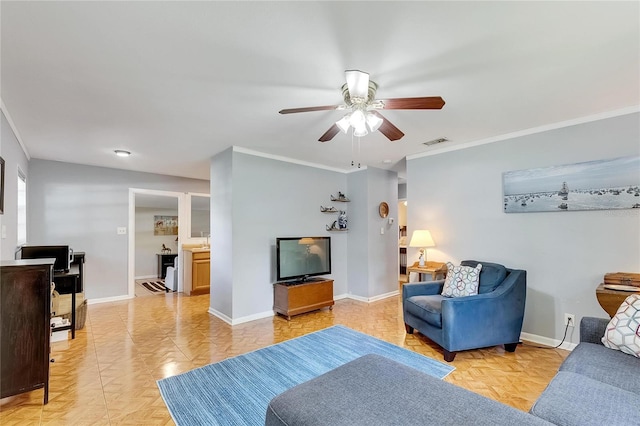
[20,245,73,273]
[276,237,331,282]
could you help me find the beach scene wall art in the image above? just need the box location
[503,155,640,213]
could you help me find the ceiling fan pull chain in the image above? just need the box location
[351,131,355,167]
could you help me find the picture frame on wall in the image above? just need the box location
[0,156,5,215]
[154,215,178,235]
[503,155,640,213]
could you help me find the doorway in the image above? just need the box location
[398,199,408,284]
[127,189,186,298]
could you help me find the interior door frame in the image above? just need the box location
[128,188,186,298]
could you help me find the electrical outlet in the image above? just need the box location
[564,313,576,327]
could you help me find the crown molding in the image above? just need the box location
[1,99,31,160]
[408,105,640,161]
[232,146,355,173]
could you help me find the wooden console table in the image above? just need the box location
[407,261,447,282]
[596,283,640,317]
[273,279,334,320]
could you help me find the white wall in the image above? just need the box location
[0,110,29,260]
[407,112,640,344]
[28,159,208,300]
[135,207,179,278]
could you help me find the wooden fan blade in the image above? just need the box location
[319,124,340,142]
[379,96,445,110]
[371,111,404,141]
[345,70,370,99]
[279,105,341,114]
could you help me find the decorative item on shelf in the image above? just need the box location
[379,202,389,218]
[330,192,350,202]
[326,221,347,232]
[338,211,348,229]
[161,244,172,254]
[409,230,436,267]
[320,206,338,213]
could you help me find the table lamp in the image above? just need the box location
[409,230,435,267]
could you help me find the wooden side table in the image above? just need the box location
[595,283,640,317]
[406,261,447,282]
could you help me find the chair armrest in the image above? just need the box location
[580,317,609,345]
[402,281,444,300]
[440,270,526,349]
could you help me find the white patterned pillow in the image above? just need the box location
[602,294,640,358]
[441,262,482,298]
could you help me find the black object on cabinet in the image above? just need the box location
[157,253,178,279]
[1,259,54,404]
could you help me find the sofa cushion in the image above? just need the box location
[560,342,640,394]
[266,354,553,426]
[460,260,507,294]
[530,371,640,426]
[405,295,444,328]
[441,262,482,298]
[602,294,640,358]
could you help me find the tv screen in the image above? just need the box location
[276,237,331,282]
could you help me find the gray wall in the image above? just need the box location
[28,159,208,299]
[210,148,234,318]
[347,167,399,299]
[210,149,350,320]
[0,110,29,260]
[407,112,640,343]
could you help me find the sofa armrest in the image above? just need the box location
[580,316,609,345]
[402,280,444,300]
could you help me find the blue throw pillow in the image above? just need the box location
[460,260,507,294]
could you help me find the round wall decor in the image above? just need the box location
[379,202,389,218]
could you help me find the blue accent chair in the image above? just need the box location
[403,260,527,362]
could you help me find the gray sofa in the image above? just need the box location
[266,317,640,426]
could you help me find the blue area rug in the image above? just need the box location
[157,325,454,426]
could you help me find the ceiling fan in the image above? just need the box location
[279,70,445,142]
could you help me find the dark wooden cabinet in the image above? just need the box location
[157,253,178,279]
[1,259,54,404]
[273,279,334,320]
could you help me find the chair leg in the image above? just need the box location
[404,323,414,334]
[504,343,518,353]
[443,350,456,362]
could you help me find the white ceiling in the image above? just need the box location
[2,1,638,181]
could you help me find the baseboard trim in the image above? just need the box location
[520,331,577,351]
[207,307,275,326]
[87,294,133,305]
[135,275,157,280]
[345,290,399,303]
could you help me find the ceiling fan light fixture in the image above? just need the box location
[336,115,351,133]
[349,109,366,127]
[353,123,368,137]
[366,113,383,132]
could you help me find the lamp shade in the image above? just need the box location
[298,238,315,245]
[409,230,435,248]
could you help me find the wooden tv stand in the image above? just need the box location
[273,279,334,320]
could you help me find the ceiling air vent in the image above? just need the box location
[423,137,449,146]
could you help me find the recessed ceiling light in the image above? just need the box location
[382,159,392,164]
[114,150,131,157]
